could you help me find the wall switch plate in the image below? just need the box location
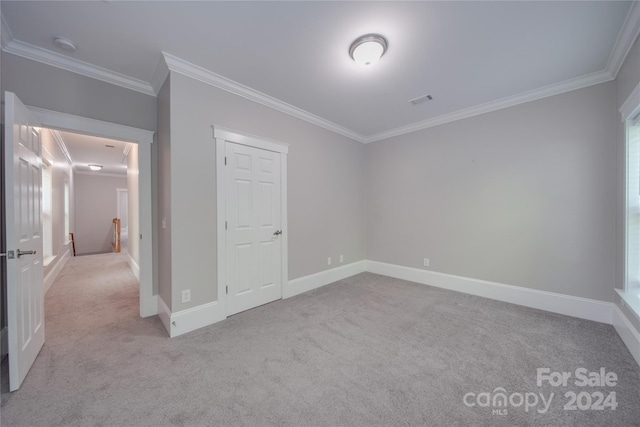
[328,257,332,266]
[423,258,430,267]
[182,289,191,303]
[340,254,344,263]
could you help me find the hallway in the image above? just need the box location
[0,253,166,424]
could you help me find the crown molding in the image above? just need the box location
[1,14,13,49]
[150,55,170,95]
[161,52,366,143]
[50,129,74,167]
[2,38,155,96]
[606,0,640,78]
[620,80,640,122]
[363,70,614,143]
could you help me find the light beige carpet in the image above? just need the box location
[1,253,639,426]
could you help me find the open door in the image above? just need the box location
[4,92,45,391]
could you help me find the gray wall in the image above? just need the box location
[41,129,74,281]
[0,53,157,131]
[74,173,127,255]
[365,82,618,302]
[161,71,365,311]
[157,79,172,309]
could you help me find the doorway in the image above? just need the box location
[27,104,156,317]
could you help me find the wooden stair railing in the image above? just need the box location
[69,232,76,256]
[112,218,121,253]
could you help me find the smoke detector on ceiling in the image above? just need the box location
[53,37,78,52]
[409,94,433,105]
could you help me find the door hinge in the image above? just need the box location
[226,285,228,294]
[225,221,227,230]
[224,156,227,165]
[140,233,142,240]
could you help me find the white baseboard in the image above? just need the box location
[140,295,158,318]
[284,260,367,298]
[157,297,172,334]
[127,252,140,281]
[44,247,71,294]
[366,260,614,325]
[0,326,7,357]
[613,304,640,367]
[157,296,226,338]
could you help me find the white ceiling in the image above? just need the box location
[58,130,130,175]
[2,1,638,141]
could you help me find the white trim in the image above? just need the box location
[157,297,225,338]
[2,38,155,96]
[365,260,614,324]
[620,80,640,122]
[43,247,70,294]
[364,70,614,143]
[168,301,226,338]
[0,327,7,357]
[1,13,13,49]
[127,251,140,281]
[212,126,289,154]
[613,304,640,367]
[26,106,154,145]
[215,139,227,318]
[214,127,289,317]
[284,261,367,299]
[607,1,640,78]
[616,289,640,323]
[25,105,157,318]
[75,171,126,178]
[157,297,172,335]
[42,255,56,268]
[50,130,74,166]
[150,55,170,95]
[164,53,365,143]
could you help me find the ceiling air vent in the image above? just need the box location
[409,94,433,105]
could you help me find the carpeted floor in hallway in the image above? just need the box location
[1,253,639,426]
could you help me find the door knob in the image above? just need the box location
[273,230,282,236]
[17,249,36,258]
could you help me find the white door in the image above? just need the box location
[4,92,45,391]
[226,142,282,316]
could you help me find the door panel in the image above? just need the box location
[226,142,282,316]
[5,92,45,391]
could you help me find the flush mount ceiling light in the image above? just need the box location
[88,164,103,171]
[349,34,388,67]
[53,36,78,52]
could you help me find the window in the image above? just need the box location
[42,165,53,264]
[622,96,640,318]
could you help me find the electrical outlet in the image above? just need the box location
[340,254,344,263]
[328,257,332,266]
[423,258,430,267]
[182,289,191,303]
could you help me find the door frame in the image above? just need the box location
[213,126,288,316]
[27,106,157,317]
